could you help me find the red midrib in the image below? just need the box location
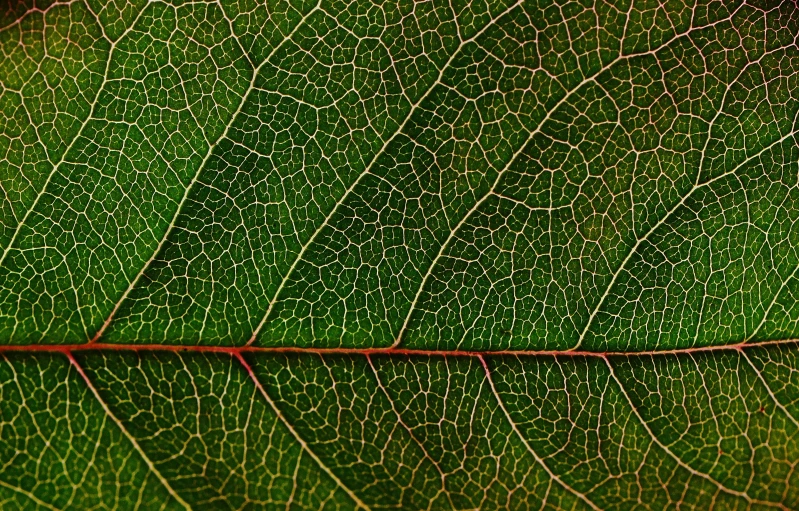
[0,339,795,357]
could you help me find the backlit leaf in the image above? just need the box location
[1,0,799,508]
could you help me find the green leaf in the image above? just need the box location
[1,0,799,508]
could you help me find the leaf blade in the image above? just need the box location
[2,1,799,509]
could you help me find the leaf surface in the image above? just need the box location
[1,0,799,509]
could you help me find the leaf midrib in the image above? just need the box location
[3,338,798,357]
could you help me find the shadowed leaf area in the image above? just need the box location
[1,0,799,508]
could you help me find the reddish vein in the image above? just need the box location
[1,338,797,357]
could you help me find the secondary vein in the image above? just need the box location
[90,2,323,344]
[0,3,152,269]
[479,354,602,511]
[67,352,194,511]
[603,355,788,510]
[234,352,372,511]
[246,0,527,346]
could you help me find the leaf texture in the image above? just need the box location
[1,0,799,508]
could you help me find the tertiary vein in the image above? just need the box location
[479,354,602,511]
[366,355,456,509]
[604,356,789,509]
[0,479,61,511]
[574,52,799,351]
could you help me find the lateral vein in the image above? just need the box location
[0,3,152,269]
[246,0,527,346]
[395,4,750,350]
[233,352,372,511]
[603,356,788,510]
[479,355,602,511]
[66,352,193,511]
[90,2,323,344]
